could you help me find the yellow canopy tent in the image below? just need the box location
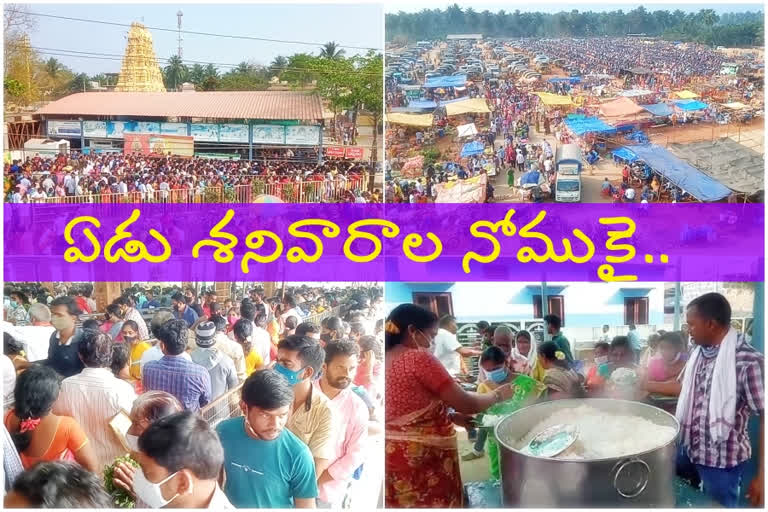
[386,112,434,128]
[673,90,700,99]
[445,98,491,116]
[533,92,575,106]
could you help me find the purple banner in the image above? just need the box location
[4,204,763,282]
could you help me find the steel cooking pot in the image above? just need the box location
[494,398,679,508]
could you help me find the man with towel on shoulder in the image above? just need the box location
[675,293,763,507]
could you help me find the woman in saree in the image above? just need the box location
[510,330,546,382]
[385,304,515,508]
[538,341,584,400]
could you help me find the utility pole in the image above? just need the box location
[177,11,184,59]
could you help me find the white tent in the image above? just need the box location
[457,123,478,138]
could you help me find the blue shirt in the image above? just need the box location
[175,305,199,327]
[142,355,211,411]
[627,330,641,351]
[216,418,318,508]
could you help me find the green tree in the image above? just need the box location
[163,55,189,90]
[189,63,206,86]
[4,77,25,99]
[69,73,91,94]
[319,41,345,59]
[270,55,288,78]
[204,63,219,79]
[282,53,318,86]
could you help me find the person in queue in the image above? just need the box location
[296,322,321,342]
[11,303,55,363]
[139,311,177,371]
[433,314,482,378]
[43,296,85,378]
[588,336,637,394]
[111,391,184,502]
[510,329,544,380]
[4,364,97,471]
[121,320,152,380]
[232,318,262,377]
[210,314,247,381]
[277,334,335,478]
[171,292,199,328]
[646,331,688,384]
[4,461,112,508]
[133,411,232,509]
[537,341,584,400]
[316,341,369,507]
[240,300,272,365]
[321,316,345,346]
[53,329,137,469]
[190,321,238,401]
[142,319,211,412]
[114,296,149,340]
[385,304,514,508]
[585,342,610,391]
[111,343,142,393]
[354,334,383,401]
[675,293,763,507]
[103,304,125,342]
[543,314,573,364]
[216,369,318,508]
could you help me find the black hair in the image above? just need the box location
[324,340,360,365]
[349,322,365,337]
[295,322,319,337]
[155,319,188,356]
[385,304,437,351]
[233,318,253,355]
[594,342,610,352]
[538,341,570,369]
[113,296,131,307]
[171,292,185,304]
[476,320,490,332]
[78,328,113,368]
[687,292,731,327]
[49,296,81,317]
[211,314,227,333]
[10,290,28,304]
[278,335,325,375]
[12,365,62,454]
[516,330,532,342]
[438,314,456,328]
[659,331,686,351]
[358,335,383,361]
[241,368,294,410]
[610,336,631,350]
[106,303,123,319]
[209,302,221,316]
[480,345,507,365]
[283,294,297,307]
[4,332,25,356]
[628,324,636,330]
[138,411,223,480]
[110,343,130,376]
[150,311,175,339]
[81,319,100,331]
[285,316,298,330]
[240,300,256,322]
[121,320,140,334]
[325,316,344,338]
[10,461,112,508]
[543,314,561,330]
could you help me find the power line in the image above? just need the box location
[26,11,379,51]
[28,46,383,76]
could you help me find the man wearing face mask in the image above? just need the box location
[277,335,337,480]
[134,411,232,509]
[433,315,482,378]
[320,317,345,346]
[216,369,317,508]
[114,296,150,341]
[42,296,85,378]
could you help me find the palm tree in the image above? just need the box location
[204,63,219,80]
[270,55,288,77]
[45,58,62,79]
[319,41,345,60]
[235,61,253,74]
[163,55,188,90]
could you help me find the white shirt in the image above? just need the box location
[13,325,56,362]
[433,328,462,376]
[207,484,234,509]
[248,324,272,365]
[214,332,247,381]
[2,355,16,407]
[53,367,137,469]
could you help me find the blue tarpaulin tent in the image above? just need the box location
[520,170,542,186]
[564,116,617,136]
[406,97,469,110]
[460,141,485,158]
[424,75,467,88]
[642,103,673,117]
[628,144,731,201]
[612,147,639,163]
[674,100,708,111]
[548,76,581,84]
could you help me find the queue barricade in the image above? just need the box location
[200,383,244,430]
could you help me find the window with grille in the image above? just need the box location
[624,297,649,325]
[533,295,565,326]
[412,292,454,318]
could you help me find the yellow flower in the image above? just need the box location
[555,350,565,360]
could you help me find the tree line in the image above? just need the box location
[386,5,764,47]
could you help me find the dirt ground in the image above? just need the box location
[647,119,764,154]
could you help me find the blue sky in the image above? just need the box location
[385,2,764,14]
[21,3,383,75]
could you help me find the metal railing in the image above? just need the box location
[30,177,371,204]
[201,383,244,430]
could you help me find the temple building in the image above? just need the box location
[115,22,166,92]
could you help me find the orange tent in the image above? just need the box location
[599,96,646,118]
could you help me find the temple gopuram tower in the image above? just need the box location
[115,22,166,92]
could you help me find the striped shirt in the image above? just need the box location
[3,424,23,491]
[143,355,212,412]
[53,367,137,469]
[681,340,764,468]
